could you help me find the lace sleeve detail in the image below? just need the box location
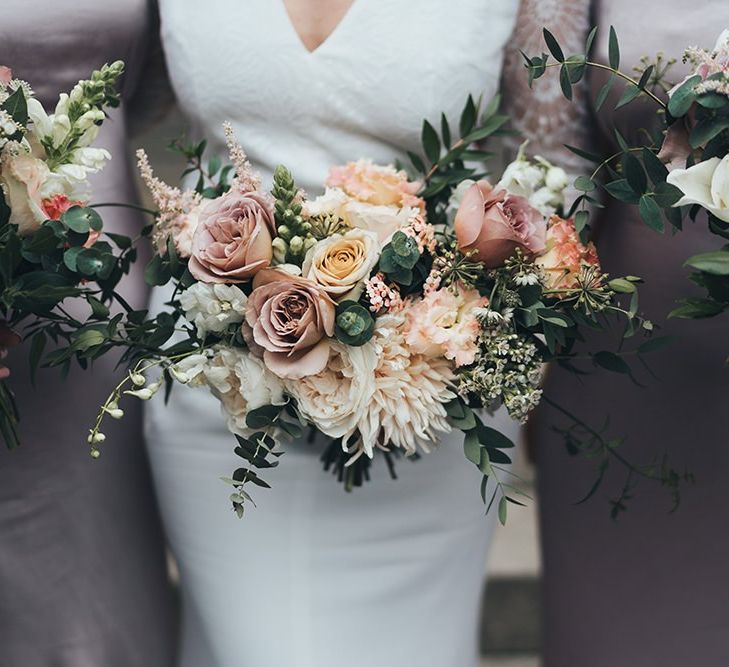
[500,0,592,175]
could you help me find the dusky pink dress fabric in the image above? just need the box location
[535,2,729,665]
[0,2,176,666]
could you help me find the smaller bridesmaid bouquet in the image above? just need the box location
[88,96,683,521]
[0,62,138,448]
[525,26,729,323]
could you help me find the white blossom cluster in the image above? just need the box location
[457,328,543,423]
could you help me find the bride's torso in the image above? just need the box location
[158,0,519,192]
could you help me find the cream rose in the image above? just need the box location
[0,151,51,236]
[302,228,379,301]
[666,155,729,222]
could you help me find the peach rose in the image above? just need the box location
[188,189,275,283]
[243,269,336,379]
[326,159,424,210]
[404,286,487,367]
[535,216,600,291]
[0,152,51,236]
[454,180,546,268]
[0,67,11,86]
[302,228,379,300]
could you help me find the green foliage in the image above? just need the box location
[334,301,375,346]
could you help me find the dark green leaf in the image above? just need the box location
[543,28,565,62]
[593,350,630,374]
[559,66,573,100]
[667,75,701,117]
[639,194,664,233]
[421,120,441,163]
[608,26,620,69]
[684,250,729,275]
[595,74,616,111]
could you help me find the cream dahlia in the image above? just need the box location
[356,313,455,458]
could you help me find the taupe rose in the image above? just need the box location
[454,179,546,268]
[189,189,276,283]
[244,269,336,379]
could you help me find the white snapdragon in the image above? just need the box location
[169,353,211,386]
[180,282,248,338]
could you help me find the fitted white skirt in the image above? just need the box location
[145,380,517,667]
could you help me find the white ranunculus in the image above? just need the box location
[666,155,729,223]
[302,228,380,301]
[204,347,286,437]
[286,341,376,442]
[180,282,248,338]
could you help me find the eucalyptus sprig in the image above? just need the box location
[408,94,509,225]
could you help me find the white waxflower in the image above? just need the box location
[180,282,248,338]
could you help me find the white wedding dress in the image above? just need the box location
[146,1,588,665]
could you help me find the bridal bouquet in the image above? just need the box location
[0,62,138,447]
[525,27,729,321]
[90,96,664,520]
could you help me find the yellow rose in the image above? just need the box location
[302,228,380,301]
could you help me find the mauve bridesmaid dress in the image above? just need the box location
[0,2,176,666]
[536,2,729,665]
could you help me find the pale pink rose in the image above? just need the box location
[0,152,51,236]
[454,180,546,269]
[404,285,487,367]
[0,67,11,86]
[188,189,275,283]
[535,216,600,291]
[326,159,424,210]
[243,269,336,379]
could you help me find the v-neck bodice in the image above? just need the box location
[159,0,519,193]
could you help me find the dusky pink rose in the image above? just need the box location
[454,180,546,269]
[244,269,336,379]
[0,67,11,86]
[188,189,275,283]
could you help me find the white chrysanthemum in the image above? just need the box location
[180,282,247,338]
[356,313,455,458]
[285,340,376,442]
[203,347,286,437]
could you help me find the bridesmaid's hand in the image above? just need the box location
[0,324,21,379]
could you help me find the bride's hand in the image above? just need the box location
[0,324,21,379]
